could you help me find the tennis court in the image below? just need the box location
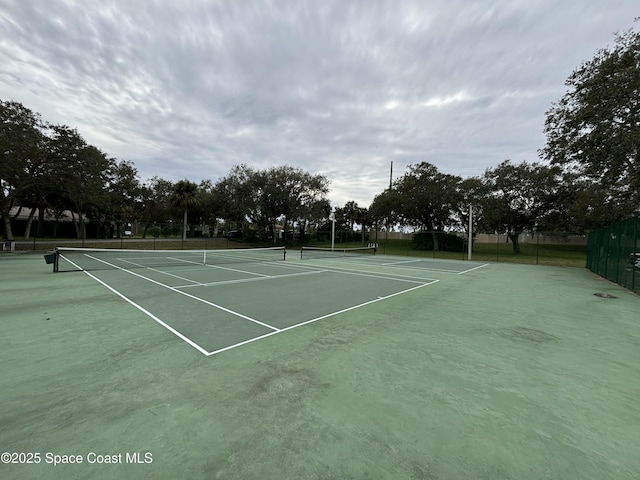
[1,248,639,480]
[52,246,449,355]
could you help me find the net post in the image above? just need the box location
[53,249,59,272]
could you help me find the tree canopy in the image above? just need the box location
[213,164,329,242]
[170,180,200,241]
[478,160,562,253]
[541,27,640,228]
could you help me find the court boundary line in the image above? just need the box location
[174,269,327,289]
[119,262,204,285]
[59,252,441,357]
[303,257,489,275]
[285,261,441,283]
[60,255,211,355]
[205,279,439,356]
[458,263,490,275]
[120,256,273,279]
[379,258,476,274]
[319,267,430,284]
[83,253,280,332]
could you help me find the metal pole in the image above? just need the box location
[331,211,335,250]
[467,205,473,260]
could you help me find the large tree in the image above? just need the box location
[392,162,461,231]
[138,177,174,238]
[541,27,640,228]
[0,100,47,240]
[368,187,401,233]
[193,179,224,236]
[103,160,141,238]
[261,165,329,243]
[480,160,562,253]
[2,101,127,240]
[215,164,262,235]
[169,179,200,241]
[452,176,486,239]
[214,164,329,242]
[48,126,113,239]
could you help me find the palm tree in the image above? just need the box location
[343,201,359,231]
[169,180,200,241]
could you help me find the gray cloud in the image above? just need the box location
[1,0,637,206]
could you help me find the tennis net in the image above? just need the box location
[300,246,376,260]
[52,246,286,272]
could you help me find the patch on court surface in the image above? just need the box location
[52,247,444,356]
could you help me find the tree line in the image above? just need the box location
[0,106,332,243]
[2,27,638,250]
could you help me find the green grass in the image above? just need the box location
[322,239,587,268]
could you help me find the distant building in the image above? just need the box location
[5,206,92,238]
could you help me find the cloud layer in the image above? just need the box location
[1,0,637,206]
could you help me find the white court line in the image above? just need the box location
[61,253,441,357]
[288,261,439,283]
[84,254,280,332]
[60,254,210,356]
[312,267,428,284]
[263,261,430,284]
[122,255,274,280]
[205,279,439,356]
[379,258,477,274]
[203,330,282,356]
[458,263,490,275]
[376,259,468,274]
[312,257,489,275]
[118,260,204,285]
[118,256,278,287]
[174,269,327,289]
[307,257,467,274]
[166,256,273,278]
[381,259,424,266]
[201,262,272,278]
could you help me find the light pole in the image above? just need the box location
[331,208,336,250]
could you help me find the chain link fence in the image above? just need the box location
[587,216,640,294]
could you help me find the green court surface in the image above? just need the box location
[1,250,639,479]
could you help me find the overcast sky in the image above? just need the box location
[1,1,637,207]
